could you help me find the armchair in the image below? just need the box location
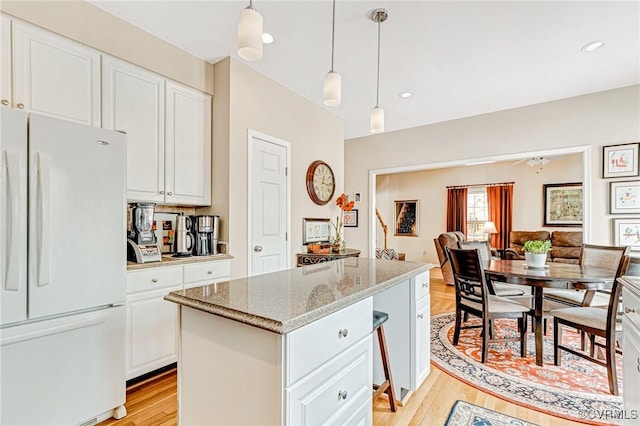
[434,231,465,286]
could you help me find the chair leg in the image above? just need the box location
[520,315,528,358]
[554,318,561,366]
[489,319,494,339]
[482,315,489,363]
[377,325,398,411]
[605,335,619,395]
[453,308,462,345]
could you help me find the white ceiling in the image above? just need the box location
[90,1,640,139]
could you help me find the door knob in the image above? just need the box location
[254,245,263,252]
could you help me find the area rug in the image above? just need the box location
[431,313,624,425]
[445,400,539,426]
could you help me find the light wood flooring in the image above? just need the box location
[101,269,583,426]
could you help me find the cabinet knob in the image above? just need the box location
[152,278,158,283]
[338,328,348,338]
[16,103,24,109]
[254,245,263,252]
[625,307,637,314]
[159,190,164,195]
[207,270,213,274]
[422,283,428,288]
[1,99,8,106]
[338,390,348,400]
[167,192,173,196]
[417,313,424,319]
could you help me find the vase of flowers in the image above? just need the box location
[331,193,354,253]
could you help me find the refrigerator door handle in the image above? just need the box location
[36,153,50,287]
[4,151,24,291]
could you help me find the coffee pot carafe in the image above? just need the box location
[173,214,194,257]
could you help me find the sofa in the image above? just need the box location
[504,230,583,264]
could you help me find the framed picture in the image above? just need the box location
[394,200,419,236]
[612,218,640,250]
[543,183,583,226]
[610,180,640,214]
[302,218,330,244]
[603,142,639,178]
[343,209,358,227]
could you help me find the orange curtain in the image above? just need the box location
[487,184,513,250]
[446,187,468,233]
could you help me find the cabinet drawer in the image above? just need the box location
[127,266,183,294]
[624,287,640,330]
[286,298,372,385]
[286,335,372,426]
[183,260,231,285]
[414,271,430,301]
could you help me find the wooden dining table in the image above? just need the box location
[484,259,616,366]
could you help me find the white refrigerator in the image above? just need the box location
[0,108,127,425]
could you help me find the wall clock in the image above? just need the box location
[306,160,335,205]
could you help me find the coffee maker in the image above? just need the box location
[127,203,162,263]
[191,215,219,256]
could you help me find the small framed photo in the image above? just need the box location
[610,180,640,214]
[612,218,640,250]
[603,142,639,178]
[353,192,361,203]
[543,183,583,226]
[394,200,419,236]
[302,218,330,244]
[343,209,358,227]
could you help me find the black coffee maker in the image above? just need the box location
[191,215,219,256]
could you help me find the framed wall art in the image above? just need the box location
[603,142,639,178]
[610,180,640,214]
[343,209,358,227]
[543,183,583,226]
[612,218,640,250]
[302,218,330,244]
[394,200,419,236]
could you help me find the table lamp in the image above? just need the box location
[484,221,498,242]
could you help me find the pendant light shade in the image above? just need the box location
[370,9,388,133]
[237,2,263,61]
[370,107,384,133]
[323,0,341,106]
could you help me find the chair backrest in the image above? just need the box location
[446,247,490,311]
[457,240,492,263]
[579,244,630,275]
[606,256,631,334]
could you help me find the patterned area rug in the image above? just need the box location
[431,313,624,425]
[446,400,539,426]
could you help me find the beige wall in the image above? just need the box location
[203,58,344,278]
[345,85,640,257]
[0,1,213,93]
[375,154,583,264]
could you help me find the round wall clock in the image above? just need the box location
[306,160,336,205]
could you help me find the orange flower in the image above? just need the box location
[335,193,354,212]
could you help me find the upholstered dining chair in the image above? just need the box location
[551,256,630,395]
[446,247,530,363]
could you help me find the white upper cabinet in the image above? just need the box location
[165,81,212,206]
[1,15,11,107]
[102,56,165,203]
[12,21,100,126]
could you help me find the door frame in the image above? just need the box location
[247,129,291,276]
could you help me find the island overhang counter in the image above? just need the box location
[165,257,433,425]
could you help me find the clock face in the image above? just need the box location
[306,161,335,205]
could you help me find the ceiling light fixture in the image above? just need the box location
[237,0,263,61]
[399,91,413,99]
[370,8,388,134]
[580,40,605,53]
[262,32,274,44]
[323,0,341,106]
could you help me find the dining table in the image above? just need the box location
[484,259,616,366]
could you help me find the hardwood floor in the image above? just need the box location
[101,269,582,426]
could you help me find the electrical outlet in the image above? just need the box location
[420,250,426,256]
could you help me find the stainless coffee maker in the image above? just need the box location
[127,203,162,263]
[191,215,219,256]
[173,214,194,257]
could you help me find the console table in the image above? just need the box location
[296,248,361,266]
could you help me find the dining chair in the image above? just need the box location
[446,247,530,363]
[457,241,526,297]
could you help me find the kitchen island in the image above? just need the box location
[165,257,432,425]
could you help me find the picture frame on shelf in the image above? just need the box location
[394,200,419,236]
[343,209,358,227]
[543,183,583,226]
[302,218,330,244]
[610,180,640,214]
[603,142,639,178]
[612,218,640,251]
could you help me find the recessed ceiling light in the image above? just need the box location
[580,40,605,53]
[399,91,413,99]
[262,33,274,44]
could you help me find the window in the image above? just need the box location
[467,188,488,241]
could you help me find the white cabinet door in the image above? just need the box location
[165,81,211,206]
[1,15,11,107]
[413,295,431,389]
[102,56,165,203]
[12,21,100,126]
[623,317,640,425]
[126,286,181,380]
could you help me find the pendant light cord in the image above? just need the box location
[375,19,381,108]
[330,0,336,72]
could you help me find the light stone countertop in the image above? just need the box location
[164,258,432,334]
[127,253,233,271]
[622,276,640,295]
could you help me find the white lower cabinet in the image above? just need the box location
[413,294,431,388]
[622,280,640,425]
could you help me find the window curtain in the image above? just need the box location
[446,187,468,233]
[486,184,513,250]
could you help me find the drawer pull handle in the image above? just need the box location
[417,313,424,319]
[422,283,428,288]
[625,307,637,314]
[151,278,158,283]
[1,99,8,105]
[207,270,213,274]
[16,103,24,109]
[338,329,348,338]
[338,390,348,400]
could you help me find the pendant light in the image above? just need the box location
[323,0,341,106]
[370,9,388,133]
[237,0,263,61]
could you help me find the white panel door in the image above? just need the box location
[1,15,11,107]
[28,114,126,319]
[12,21,101,126]
[0,108,27,325]
[102,56,165,203]
[249,134,288,276]
[165,80,211,205]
